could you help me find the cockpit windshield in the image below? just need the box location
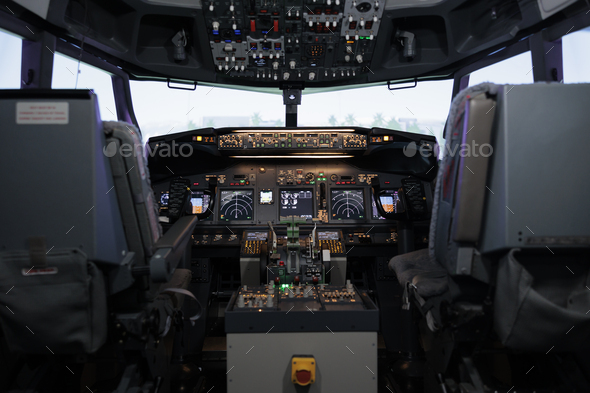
[130,79,453,143]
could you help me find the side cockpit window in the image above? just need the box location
[52,53,117,121]
[0,29,22,89]
[563,26,590,83]
[468,51,534,86]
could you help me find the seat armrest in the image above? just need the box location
[150,216,198,282]
[154,215,198,252]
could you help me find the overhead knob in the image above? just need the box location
[345,31,350,40]
[349,15,353,22]
[283,72,290,80]
[240,64,245,71]
[237,294,245,308]
[209,3,214,11]
[273,74,278,80]
[231,55,235,62]
[335,0,340,4]
[309,20,313,27]
[344,54,350,62]
[289,60,296,69]
[375,0,379,8]
[276,52,280,58]
[308,72,316,81]
[230,3,234,11]
[332,20,338,27]
[269,52,274,59]
[267,294,273,307]
[212,21,220,30]
[232,22,237,30]
[360,19,365,27]
[272,61,279,70]
[356,54,363,63]
[373,15,378,22]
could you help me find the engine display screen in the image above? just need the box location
[280,189,313,218]
[331,189,365,220]
[372,190,400,219]
[191,191,211,215]
[219,190,254,221]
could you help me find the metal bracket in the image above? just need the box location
[387,79,417,91]
[167,79,197,91]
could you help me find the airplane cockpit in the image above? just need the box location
[1,0,590,392]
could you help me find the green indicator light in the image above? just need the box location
[288,134,292,137]
[310,181,315,185]
[261,143,265,147]
[240,180,245,183]
[281,143,285,147]
[288,143,292,147]
[319,173,324,176]
[274,143,278,147]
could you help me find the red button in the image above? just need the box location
[279,261,285,266]
[336,182,340,185]
[351,182,355,184]
[296,370,311,385]
[250,19,256,32]
[274,19,279,31]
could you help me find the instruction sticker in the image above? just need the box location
[16,102,69,124]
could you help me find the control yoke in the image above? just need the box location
[195,177,218,220]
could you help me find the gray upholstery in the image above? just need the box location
[388,249,448,298]
[104,121,162,263]
[391,82,590,351]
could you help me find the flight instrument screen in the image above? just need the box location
[331,189,365,220]
[219,190,254,221]
[280,189,313,218]
[191,191,211,215]
[372,190,400,219]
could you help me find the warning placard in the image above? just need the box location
[16,102,69,125]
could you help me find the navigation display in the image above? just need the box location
[372,190,400,219]
[331,189,365,220]
[280,189,313,218]
[191,191,211,215]
[219,190,254,221]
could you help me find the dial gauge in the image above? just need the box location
[219,190,253,221]
[305,172,315,181]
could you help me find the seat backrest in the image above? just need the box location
[0,90,128,264]
[103,121,162,263]
[430,83,590,277]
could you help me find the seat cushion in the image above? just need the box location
[389,249,449,298]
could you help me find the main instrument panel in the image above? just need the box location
[155,161,430,225]
[206,0,384,82]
